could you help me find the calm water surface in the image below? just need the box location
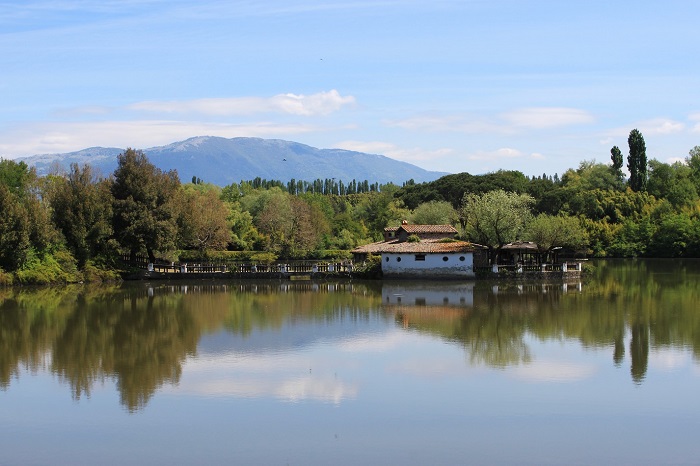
[2,259,700,465]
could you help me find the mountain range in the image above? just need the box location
[16,136,449,186]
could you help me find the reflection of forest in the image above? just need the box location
[1,261,700,409]
[384,260,700,383]
[0,281,383,411]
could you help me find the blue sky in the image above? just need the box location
[1,0,699,176]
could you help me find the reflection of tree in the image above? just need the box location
[0,288,77,388]
[0,281,383,410]
[51,289,198,412]
[385,259,700,384]
[111,293,198,411]
[629,323,649,384]
[458,306,532,367]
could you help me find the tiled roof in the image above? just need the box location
[353,239,485,254]
[398,224,458,234]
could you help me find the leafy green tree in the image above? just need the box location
[647,160,698,209]
[627,129,648,192]
[0,184,31,270]
[685,145,700,189]
[45,164,114,266]
[561,160,624,193]
[459,190,534,263]
[0,159,33,196]
[354,190,410,239]
[178,187,232,254]
[111,149,180,262]
[410,200,458,225]
[0,160,59,272]
[525,214,588,259]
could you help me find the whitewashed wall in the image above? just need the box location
[382,282,475,306]
[381,252,475,278]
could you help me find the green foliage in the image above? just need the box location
[353,254,382,278]
[627,129,648,192]
[396,170,530,209]
[410,200,458,225]
[460,190,535,261]
[525,214,588,254]
[0,184,31,270]
[14,249,83,285]
[111,148,181,262]
[178,187,231,252]
[0,159,34,195]
[407,234,421,243]
[45,164,114,266]
[647,160,698,209]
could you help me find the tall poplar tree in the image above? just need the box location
[627,129,648,192]
[610,145,624,183]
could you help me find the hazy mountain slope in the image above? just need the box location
[18,136,448,185]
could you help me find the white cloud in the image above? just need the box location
[638,118,685,135]
[0,120,319,157]
[501,107,595,129]
[468,148,524,161]
[335,140,454,166]
[606,118,686,139]
[384,115,503,134]
[689,113,700,133]
[128,90,356,117]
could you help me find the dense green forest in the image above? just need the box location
[2,129,700,284]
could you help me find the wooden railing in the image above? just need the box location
[490,262,583,274]
[121,255,354,274]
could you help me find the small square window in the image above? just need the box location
[415,254,426,261]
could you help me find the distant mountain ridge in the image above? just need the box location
[17,136,448,186]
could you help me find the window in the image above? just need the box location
[415,254,426,261]
[459,256,465,261]
[385,257,389,262]
[396,257,402,262]
[442,256,449,262]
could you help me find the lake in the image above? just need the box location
[2,259,700,465]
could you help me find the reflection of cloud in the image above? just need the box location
[648,349,690,371]
[511,360,596,383]
[337,331,409,352]
[171,352,359,404]
[389,358,465,378]
[182,376,358,404]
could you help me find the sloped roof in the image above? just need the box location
[353,239,486,254]
[396,224,458,235]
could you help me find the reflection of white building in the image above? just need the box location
[352,222,488,278]
[382,282,475,307]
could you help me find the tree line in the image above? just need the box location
[1,129,700,283]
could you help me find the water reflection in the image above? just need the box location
[1,259,700,411]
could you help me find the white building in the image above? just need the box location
[352,223,488,279]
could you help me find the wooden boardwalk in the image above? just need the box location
[121,255,354,279]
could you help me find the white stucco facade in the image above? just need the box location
[381,252,476,278]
